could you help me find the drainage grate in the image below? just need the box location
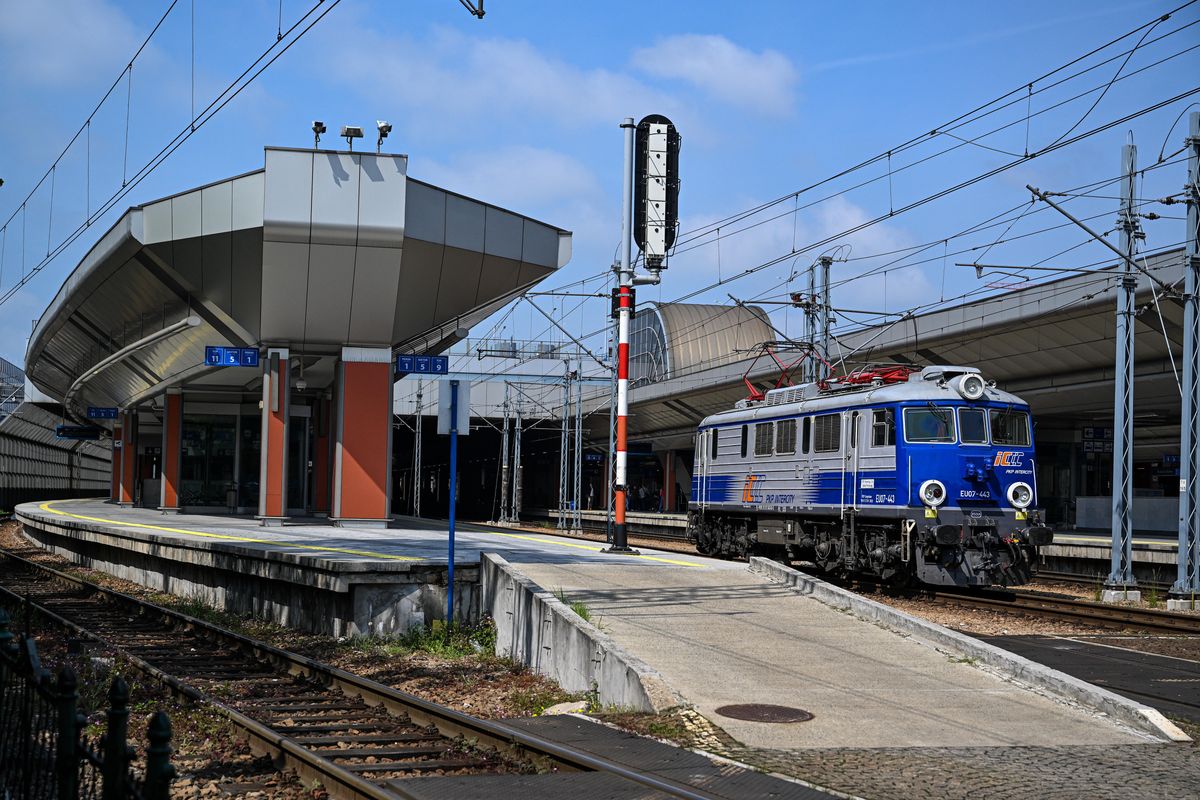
[714,704,814,723]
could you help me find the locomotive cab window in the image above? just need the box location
[870,408,895,447]
[903,407,956,443]
[740,425,748,458]
[813,413,841,453]
[776,419,797,454]
[990,409,1031,446]
[755,422,774,456]
[802,417,811,454]
[958,408,988,445]
[709,429,719,460]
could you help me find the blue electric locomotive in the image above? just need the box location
[687,365,1054,587]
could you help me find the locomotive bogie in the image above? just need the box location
[687,366,1053,588]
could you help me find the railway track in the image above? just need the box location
[930,586,1200,635]
[0,550,716,800]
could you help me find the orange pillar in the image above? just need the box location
[110,423,122,502]
[331,347,392,527]
[257,347,289,525]
[118,410,136,507]
[159,390,183,514]
[312,393,332,516]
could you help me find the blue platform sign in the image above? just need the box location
[205,346,260,367]
[86,407,119,420]
[56,425,102,441]
[395,355,449,375]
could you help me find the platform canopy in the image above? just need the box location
[25,147,572,425]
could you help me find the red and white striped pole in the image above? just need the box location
[610,117,637,552]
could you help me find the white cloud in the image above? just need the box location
[316,23,687,134]
[0,0,137,87]
[631,35,798,115]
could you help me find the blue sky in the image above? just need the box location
[1,0,1198,374]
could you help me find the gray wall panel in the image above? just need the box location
[142,199,172,245]
[173,236,203,293]
[171,191,202,240]
[445,195,484,252]
[311,152,359,246]
[392,239,442,341]
[201,231,234,317]
[231,173,265,231]
[263,149,314,244]
[348,245,403,345]
[484,207,523,261]
[260,240,310,342]
[404,182,445,244]
[436,246,486,325]
[473,254,518,309]
[231,228,263,339]
[304,243,356,343]
[201,182,233,236]
[357,154,406,248]
[521,220,558,269]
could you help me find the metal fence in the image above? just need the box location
[0,610,174,799]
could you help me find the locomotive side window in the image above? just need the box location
[990,409,1031,446]
[959,408,988,444]
[741,425,748,458]
[871,408,895,447]
[755,422,774,456]
[710,428,719,460]
[813,414,841,453]
[802,417,811,453]
[776,419,797,454]
[903,407,956,443]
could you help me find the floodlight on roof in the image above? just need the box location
[376,120,392,153]
[341,125,364,151]
[312,121,326,149]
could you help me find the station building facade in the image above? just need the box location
[24,147,571,524]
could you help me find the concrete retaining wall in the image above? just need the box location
[748,557,1190,743]
[18,509,478,638]
[480,553,682,712]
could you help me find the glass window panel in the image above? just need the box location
[903,407,956,443]
[959,408,988,444]
[990,409,1031,446]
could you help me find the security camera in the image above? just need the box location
[376,120,392,153]
[312,121,326,148]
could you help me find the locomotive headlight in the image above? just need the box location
[953,373,986,401]
[919,479,947,507]
[1007,481,1034,509]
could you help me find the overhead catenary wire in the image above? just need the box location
[0,0,344,309]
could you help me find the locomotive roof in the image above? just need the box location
[699,365,1029,427]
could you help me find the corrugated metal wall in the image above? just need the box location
[0,402,110,511]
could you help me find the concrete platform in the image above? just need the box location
[509,560,1152,750]
[13,499,715,637]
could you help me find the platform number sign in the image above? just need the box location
[395,355,449,375]
[205,346,260,368]
[86,407,119,419]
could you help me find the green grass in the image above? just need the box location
[350,619,498,659]
[554,588,592,623]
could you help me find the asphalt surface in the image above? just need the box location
[983,635,1200,723]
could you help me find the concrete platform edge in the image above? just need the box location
[748,557,1191,744]
[480,553,685,713]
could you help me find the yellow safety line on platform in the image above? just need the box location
[37,500,421,562]
[34,500,705,567]
[1054,534,1176,547]
[475,527,705,567]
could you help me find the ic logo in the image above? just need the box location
[994,451,1024,467]
[742,474,765,503]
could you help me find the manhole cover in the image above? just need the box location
[714,704,814,723]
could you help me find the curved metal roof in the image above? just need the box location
[649,302,774,378]
[25,146,572,425]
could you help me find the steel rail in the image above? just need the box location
[930,586,1200,634]
[0,549,719,800]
